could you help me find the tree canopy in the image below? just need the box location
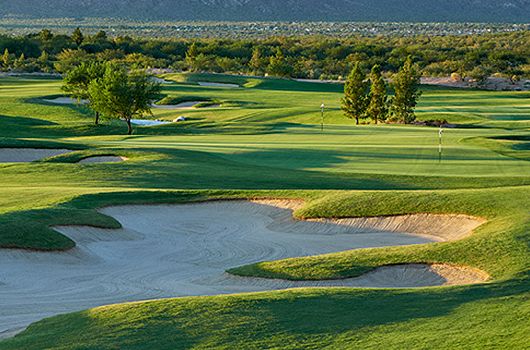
[341,62,369,125]
[391,56,422,124]
[366,65,389,124]
[88,64,161,134]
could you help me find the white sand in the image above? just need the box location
[0,200,486,338]
[78,156,127,164]
[43,97,88,105]
[130,119,170,126]
[0,148,72,163]
[198,81,240,88]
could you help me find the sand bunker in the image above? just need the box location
[43,97,88,105]
[0,200,486,338]
[0,148,71,163]
[130,119,171,126]
[198,81,240,88]
[78,156,127,164]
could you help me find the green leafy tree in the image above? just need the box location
[468,65,492,86]
[185,43,199,72]
[1,49,11,70]
[366,65,389,124]
[341,62,369,125]
[62,62,106,125]
[391,56,422,124]
[38,51,51,72]
[89,64,161,135]
[124,53,156,70]
[267,47,292,77]
[72,27,84,46]
[14,53,25,71]
[250,47,266,75]
[38,29,53,42]
[54,49,90,73]
[94,30,108,41]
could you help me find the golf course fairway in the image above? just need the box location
[0,74,528,349]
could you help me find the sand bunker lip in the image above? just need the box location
[0,200,487,339]
[78,156,127,164]
[221,263,489,289]
[0,148,72,163]
[197,81,240,88]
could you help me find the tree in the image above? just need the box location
[185,43,199,72]
[54,49,90,73]
[14,53,25,71]
[267,47,292,77]
[89,64,161,135]
[72,27,84,46]
[366,65,389,124]
[249,47,265,75]
[38,29,53,42]
[468,65,491,86]
[62,62,106,124]
[94,30,108,41]
[38,51,51,72]
[391,56,422,124]
[341,62,369,125]
[1,49,11,70]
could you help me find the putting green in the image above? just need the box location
[0,74,528,349]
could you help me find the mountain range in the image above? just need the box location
[0,0,529,22]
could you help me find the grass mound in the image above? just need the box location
[155,95,211,105]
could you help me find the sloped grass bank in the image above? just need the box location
[229,188,530,282]
[1,277,528,349]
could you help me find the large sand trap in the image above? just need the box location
[0,148,71,163]
[0,200,486,338]
[198,81,240,88]
[43,97,88,105]
[78,156,127,164]
[130,119,170,126]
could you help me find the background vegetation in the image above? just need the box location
[1,29,529,82]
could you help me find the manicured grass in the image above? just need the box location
[0,73,528,349]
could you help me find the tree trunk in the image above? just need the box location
[126,118,133,135]
[95,111,99,125]
[355,117,359,125]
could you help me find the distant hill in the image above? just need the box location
[0,0,529,23]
